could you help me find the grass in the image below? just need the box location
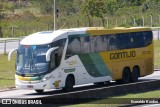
[0,53,16,89]
[68,90,160,107]
[154,40,160,68]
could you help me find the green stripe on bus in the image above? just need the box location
[78,54,101,77]
[78,53,111,77]
[89,53,111,76]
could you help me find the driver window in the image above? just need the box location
[50,51,56,70]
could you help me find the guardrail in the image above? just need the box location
[0,38,21,55]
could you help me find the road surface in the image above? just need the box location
[0,71,159,99]
[0,40,19,54]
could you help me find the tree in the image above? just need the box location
[37,0,54,14]
[0,2,4,37]
[81,0,106,27]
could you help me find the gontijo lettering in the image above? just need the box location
[110,51,136,60]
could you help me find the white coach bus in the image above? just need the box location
[8,27,153,93]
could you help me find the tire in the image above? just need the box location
[35,89,44,93]
[116,80,122,84]
[131,67,139,82]
[62,76,74,92]
[122,68,131,84]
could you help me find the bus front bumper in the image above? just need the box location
[15,79,56,90]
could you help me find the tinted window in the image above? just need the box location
[116,33,130,49]
[52,39,66,65]
[81,37,90,53]
[108,35,117,50]
[130,32,144,48]
[95,36,106,52]
[66,37,81,58]
[143,31,152,46]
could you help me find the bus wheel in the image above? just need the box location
[63,76,74,92]
[122,68,131,84]
[131,67,140,82]
[35,89,44,93]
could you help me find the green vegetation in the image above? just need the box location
[0,53,16,89]
[69,90,160,107]
[0,0,160,37]
[154,40,160,68]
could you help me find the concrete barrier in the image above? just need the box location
[34,80,160,104]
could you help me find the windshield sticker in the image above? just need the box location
[24,45,30,48]
[32,46,37,50]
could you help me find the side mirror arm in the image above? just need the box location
[46,47,59,62]
[8,49,17,61]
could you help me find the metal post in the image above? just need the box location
[123,16,126,26]
[106,17,109,28]
[12,25,14,37]
[19,39,20,45]
[132,16,136,26]
[77,20,79,27]
[158,28,160,40]
[158,14,160,26]
[150,15,152,27]
[142,15,144,27]
[54,0,57,31]
[4,40,6,55]
[116,19,118,27]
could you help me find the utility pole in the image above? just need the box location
[142,15,144,27]
[54,0,57,31]
[150,15,152,27]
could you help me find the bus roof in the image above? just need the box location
[86,27,152,35]
[20,27,152,45]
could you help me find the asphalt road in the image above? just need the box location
[0,40,19,54]
[0,71,159,99]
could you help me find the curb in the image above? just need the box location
[0,87,16,92]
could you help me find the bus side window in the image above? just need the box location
[116,34,123,50]
[94,36,105,52]
[52,39,66,66]
[130,32,144,48]
[108,35,117,51]
[66,37,81,59]
[143,31,152,46]
[81,36,90,53]
[102,36,108,51]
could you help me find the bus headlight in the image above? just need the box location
[42,75,52,82]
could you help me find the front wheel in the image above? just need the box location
[35,89,44,93]
[62,76,74,92]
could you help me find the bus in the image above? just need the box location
[8,27,154,93]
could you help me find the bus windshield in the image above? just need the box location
[16,44,51,75]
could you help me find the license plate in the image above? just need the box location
[27,85,33,88]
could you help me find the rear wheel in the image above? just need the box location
[122,68,131,84]
[62,76,74,92]
[131,67,140,82]
[35,89,44,93]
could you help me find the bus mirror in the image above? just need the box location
[46,47,59,62]
[8,49,17,61]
